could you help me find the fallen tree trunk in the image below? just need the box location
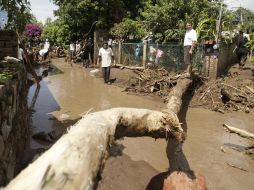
[166,74,192,114]
[114,63,144,70]
[3,108,184,190]
[223,124,254,140]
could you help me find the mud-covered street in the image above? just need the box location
[27,58,254,190]
[2,1,254,189]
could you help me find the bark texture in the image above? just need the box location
[166,74,192,114]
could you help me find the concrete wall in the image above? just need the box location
[202,43,238,79]
[0,31,18,59]
[217,43,238,77]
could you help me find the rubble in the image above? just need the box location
[191,65,254,113]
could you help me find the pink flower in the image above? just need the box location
[25,23,42,39]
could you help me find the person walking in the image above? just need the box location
[183,22,197,74]
[39,39,50,61]
[98,42,115,84]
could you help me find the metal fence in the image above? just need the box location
[112,42,204,72]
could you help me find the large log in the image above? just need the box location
[3,108,184,190]
[4,71,195,190]
[166,74,192,114]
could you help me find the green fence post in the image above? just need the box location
[118,40,122,65]
[142,40,147,69]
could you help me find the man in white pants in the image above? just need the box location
[183,22,197,74]
[98,42,115,85]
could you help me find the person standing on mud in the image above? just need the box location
[81,40,90,68]
[87,38,94,64]
[69,42,75,63]
[76,40,81,54]
[236,30,249,68]
[18,43,25,63]
[183,22,197,74]
[98,42,115,85]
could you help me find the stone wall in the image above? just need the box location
[0,65,30,186]
[0,31,18,59]
[0,32,30,186]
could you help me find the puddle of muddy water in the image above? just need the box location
[27,58,164,150]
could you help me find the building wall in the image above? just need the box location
[0,31,18,59]
[202,42,238,79]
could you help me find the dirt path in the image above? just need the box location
[28,58,254,190]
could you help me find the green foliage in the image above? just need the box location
[138,0,221,42]
[110,18,145,40]
[41,20,70,45]
[233,8,254,32]
[0,0,33,32]
[0,71,13,84]
[51,0,147,42]
[246,33,254,51]
[50,0,254,44]
[196,19,216,41]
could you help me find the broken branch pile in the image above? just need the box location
[191,65,254,113]
[123,67,189,101]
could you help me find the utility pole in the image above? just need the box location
[240,3,244,25]
[216,0,223,44]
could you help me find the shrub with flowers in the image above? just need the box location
[25,23,42,39]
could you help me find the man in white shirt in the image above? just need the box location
[70,42,75,63]
[98,42,114,84]
[39,39,50,61]
[18,44,25,63]
[183,22,197,74]
[76,40,81,53]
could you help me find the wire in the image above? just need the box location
[83,21,97,39]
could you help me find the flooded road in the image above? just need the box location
[28,58,254,190]
[28,58,164,149]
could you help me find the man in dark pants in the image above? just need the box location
[183,22,197,74]
[82,40,93,68]
[236,30,249,68]
[98,42,115,84]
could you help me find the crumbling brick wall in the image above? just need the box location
[0,31,18,59]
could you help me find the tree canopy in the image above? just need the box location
[0,0,33,32]
[40,0,254,44]
[49,0,147,42]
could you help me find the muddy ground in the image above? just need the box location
[91,61,254,189]
[27,58,254,190]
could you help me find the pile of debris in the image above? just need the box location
[191,65,254,113]
[122,68,189,101]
